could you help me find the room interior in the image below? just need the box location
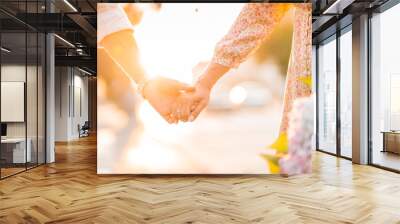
[0,31,46,178]
[0,0,399,223]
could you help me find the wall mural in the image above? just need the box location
[97,3,313,174]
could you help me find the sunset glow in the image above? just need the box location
[135,3,244,83]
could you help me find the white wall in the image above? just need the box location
[72,74,89,138]
[55,67,89,141]
[1,65,37,138]
[1,65,26,138]
[1,64,46,164]
[55,66,69,141]
[1,82,25,122]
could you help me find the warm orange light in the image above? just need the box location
[134,4,244,83]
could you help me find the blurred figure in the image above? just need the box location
[98,3,192,124]
[175,3,312,135]
[98,3,195,171]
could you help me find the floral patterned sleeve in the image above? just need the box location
[212,3,289,68]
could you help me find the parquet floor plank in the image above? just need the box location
[0,135,399,223]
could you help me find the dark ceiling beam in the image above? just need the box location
[66,13,96,46]
[312,0,363,43]
[67,13,96,37]
[8,12,96,47]
[55,55,96,71]
[312,15,335,33]
[55,47,96,58]
[322,0,356,14]
[0,8,37,31]
[312,14,352,44]
[0,18,27,31]
[11,13,82,32]
[86,0,97,12]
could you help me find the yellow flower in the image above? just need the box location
[261,154,280,174]
[299,76,312,89]
[268,133,288,153]
[261,133,289,173]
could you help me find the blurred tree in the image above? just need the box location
[253,9,294,76]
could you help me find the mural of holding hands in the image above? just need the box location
[98,3,312,175]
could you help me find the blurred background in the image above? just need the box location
[98,3,295,174]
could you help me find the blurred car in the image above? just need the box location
[192,60,284,111]
[208,81,273,110]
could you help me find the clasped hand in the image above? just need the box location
[143,77,210,124]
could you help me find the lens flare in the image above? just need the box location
[229,85,247,105]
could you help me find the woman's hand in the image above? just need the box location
[183,62,230,122]
[143,77,194,123]
[173,62,229,123]
[188,83,211,121]
[173,82,211,122]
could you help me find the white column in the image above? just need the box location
[46,33,55,163]
[54,67,73,141]
[45,0,56,163]
[352,14,369,164]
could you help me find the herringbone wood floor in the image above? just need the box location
[0,135,400,224]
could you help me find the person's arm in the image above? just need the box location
[123,3,144,25]
[98,4,194,123]
[101,29,195,123]
[98,3,146,84]
[211,3,290,69]
[186,4,289,121]
[100,29,147,85]
[195,63,230,92]
[200,3,290,84]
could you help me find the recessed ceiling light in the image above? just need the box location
[1,47,11,53]
[54,34,75,48]
[78,67,93,76]
[63,0,78,12]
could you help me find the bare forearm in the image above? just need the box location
[100,30,147,84]
[196,62,230,90]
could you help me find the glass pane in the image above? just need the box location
[38,32,45,165]
[27,31,38,169]
[1,31,27,177]
[318,37,337,154]
[26,0,39,169]
[371,4,400,171]
[0,1,46,178]
[340,29,352,158]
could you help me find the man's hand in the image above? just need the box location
[143,77,194,123]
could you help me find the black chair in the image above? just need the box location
[79,121,90,138]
